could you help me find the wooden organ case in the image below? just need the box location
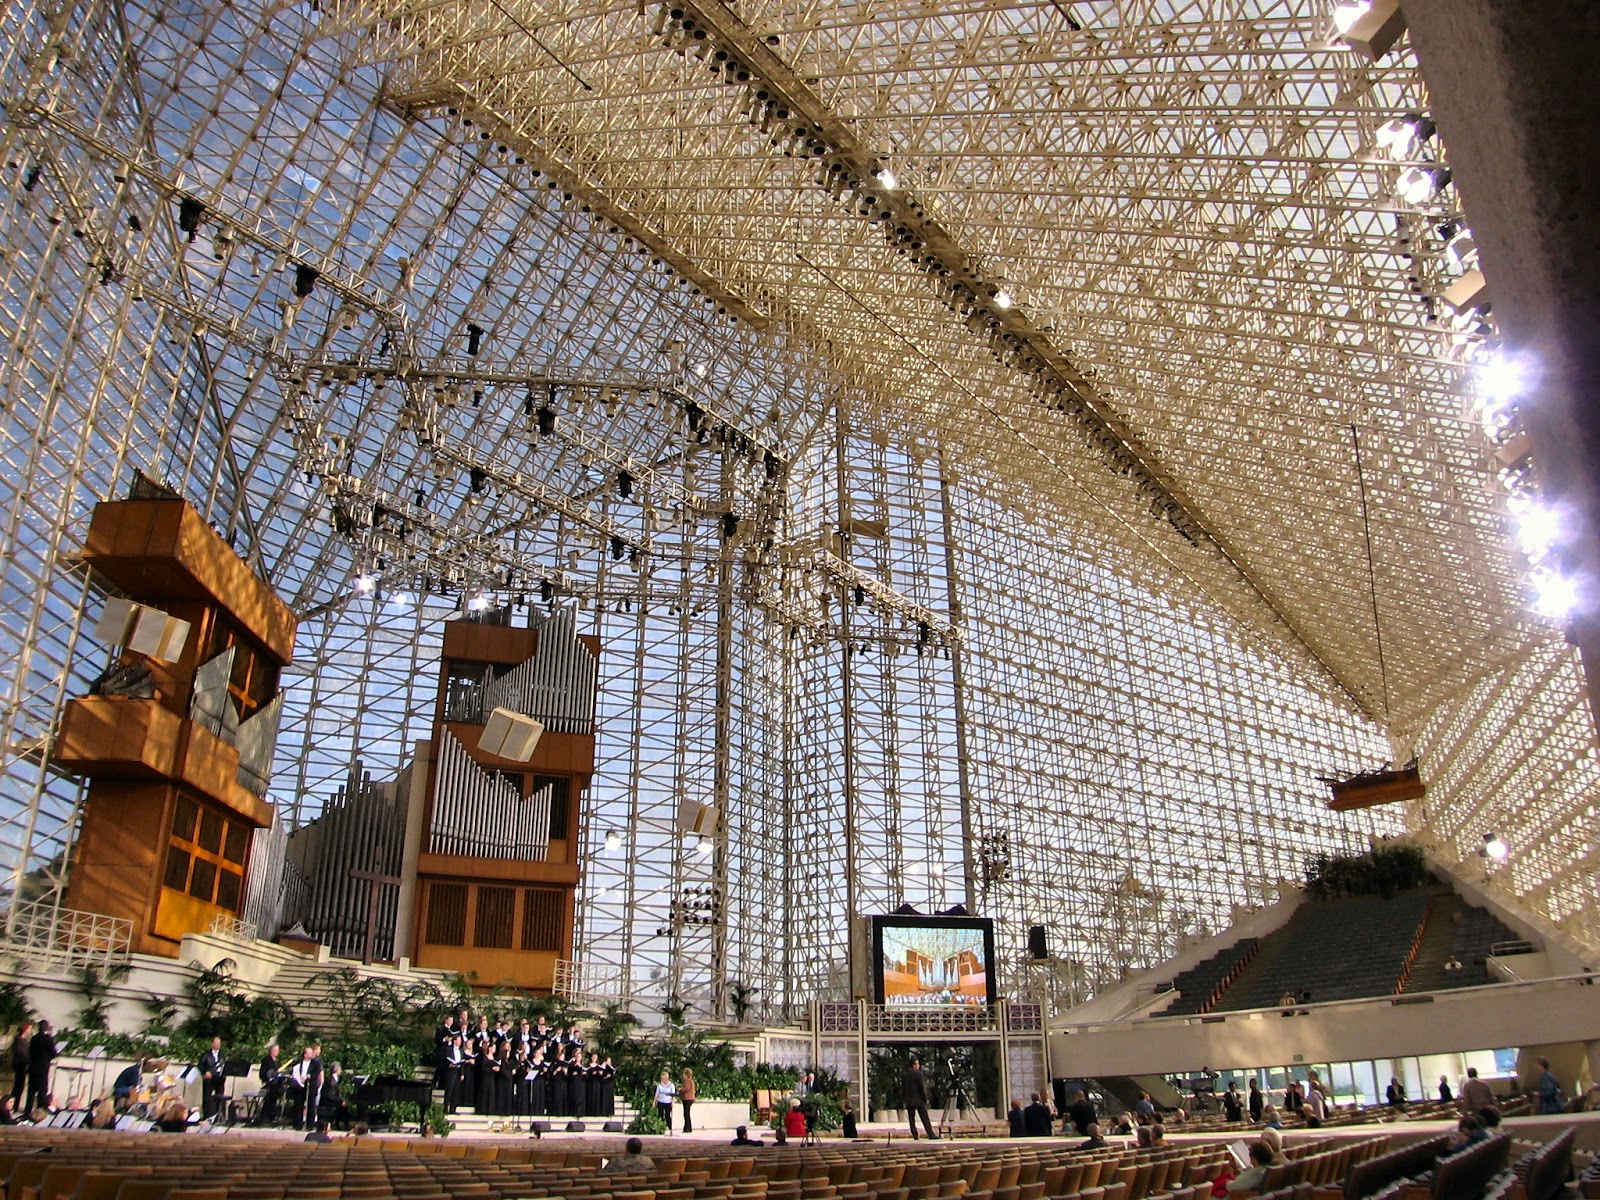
[54,496,296,956]
[410,606,598,990]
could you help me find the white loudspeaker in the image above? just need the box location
[97,597,191,663]
[677,798,717,835]
[1341,0,1406,62]
[479,707,544,762]
[1443,269,1488,314]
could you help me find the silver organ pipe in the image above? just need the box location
[429,730,551,861]
[483,607,597,735]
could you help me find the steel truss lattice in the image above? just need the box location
[0,0,1592,1017]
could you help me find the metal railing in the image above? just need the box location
[0,900,132,977]
[863,1003,1001,1034]
[205,913,259,942]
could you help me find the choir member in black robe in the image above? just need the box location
[494,1042,514,1117]
[566,1049,585,1118]
[599,1056,616,1117]
[585,1053,605,1117]
[475,1040,498,1115]
[548,1053,568,1119]
[442,1035,466,1114]
[528,1049,547,1116]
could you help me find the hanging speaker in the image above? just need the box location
[479,707,544,762]
[1028,925,1049,961]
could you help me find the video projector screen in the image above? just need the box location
[872,915,995,1007]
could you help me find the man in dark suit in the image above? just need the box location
[1023,1092,1053,1137]
[432,1015,455,1090]
[25,1020,56,1115]
[256,1044,283,1125]
[902,1058,936,1140]
[198,1036,226,1120]
[9,1021,32,1109]
[1066,1089,1096,1135]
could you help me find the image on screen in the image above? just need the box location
[877,920,991,1006]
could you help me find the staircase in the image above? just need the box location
[1398,893,1466,993]
[1202,918,1299,1011]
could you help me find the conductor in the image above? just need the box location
[901,1058,937,1140]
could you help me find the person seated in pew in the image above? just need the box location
[1225,1141,1275,1194]
[1258,1125,1286,1164]
[600,1136,654,1174]
[1077,1121,1108,1150]
[1449,1112,1489,1150]
[730,1124,765,1146]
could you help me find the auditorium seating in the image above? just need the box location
[0,1127,1256,1200]
[1440,908,1524,989]
[1158,940,1258,1017]
[1217,894,1432,1012]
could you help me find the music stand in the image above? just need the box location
[222,1058,250,1125]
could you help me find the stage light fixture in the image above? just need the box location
[1507,494,1561,563]
[1530,565,1580,621]
[876,167,898,191]
[604,830,623,853]
[1396,165,1450,205]
[1480,833,1509,861]
[992,289,1014,309]
[354,573,376,594]
[389,592,413,610]
[1374,113,1435,160]
[467,592,490,612]
[694,837,713,857]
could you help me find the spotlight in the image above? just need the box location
[694,837,713,858]
[467,592,490,612]
[604,830,623,853]
[1507,494,1561,562]
[876,167,898,191]
[993,289,1014,309]
[1374,113,1434,160]
[1480,833,1509,862]
[1332,0,1370,33]
[1530,566,1581,621]
[1335,0,1406,61]
[466,322,484,356]
[1396,165,1450,205]
[354,573,377,594]
[389,591,413,610]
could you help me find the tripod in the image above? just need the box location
[938,1076,973,1136]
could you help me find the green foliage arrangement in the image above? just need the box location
[73,962,131,1031]
[626,1106,667,1135]
[423,1101,454,1138]
[1304,842,1435,900]
[0,979,33,1030]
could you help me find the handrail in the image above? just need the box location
[1394,898,1431,994]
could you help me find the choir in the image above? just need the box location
[433,1012,616,1120]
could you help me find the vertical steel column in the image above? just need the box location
[832,397,858,996]
[708,442,737,1018]
[936,464,979,912]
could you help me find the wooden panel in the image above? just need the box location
[82,498,296,663]
[1327,766,1428,811]
[412,944,563,992]
[64,781,172,954]
[440,722,595,775]
[53,697,271,827]
[440,620,539,666]
[415,853,579,886]
[152,885,233,944]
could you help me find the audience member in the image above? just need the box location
[1536,1057,1565,1114]
[1247,1078,1263,1122]
[601,1137,654,1173]
[1078,1121,1107,1150]
[1007,1099,1025,1137]
[1066,1089,1096,1135]
[1450,1113,1488,1149]
[784,1097,808,1140]
[1133,1090,1156,1120]
[1458,1067,1493,1113]
[1260,1103,1282,1129]
[1259,1125,1286,1163]
[1437,1075,1453,1103]
[1385,1076,1405,1108]
[1226,1141,1275,1194]
[730,1124,764,1146]
[840,1101,857,1139]
[1478,1106,1502,1130]
[1023,1092,1053,1137]
[304,1119,334,1144]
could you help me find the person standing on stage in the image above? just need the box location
[293,1044,323,1130]
[680,1066,697,1133]
[494,1041,514,1117]
[654,1070,677,1132]
[442,1034,466,1114]
[528,1047,547,1117]
[599,1055,616,1118]
[902,1058,936,1140]
[9,1020,32,1110]
[199,1036,227,1121]
[25,1020,56,1117]
[433,1014,455,1090]
[257,1044,283,1125]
